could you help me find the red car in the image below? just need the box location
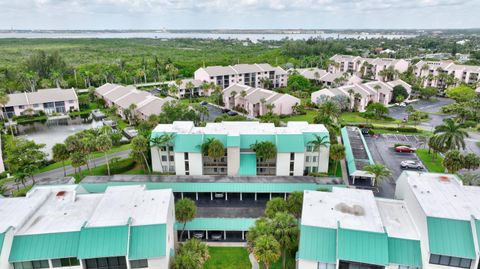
[395,146,417,153]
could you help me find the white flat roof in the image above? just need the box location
[86,185,172,227]
[152,121,327,135]
[0,192,48,233]
[376,198,419,240]
[400,171,480,220]
[301,188,384,233]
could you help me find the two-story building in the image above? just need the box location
[414,60,480,90]
[194,63,288,90]
[150,121,330,176]
[222,84,300,116]
[0,184,175,269]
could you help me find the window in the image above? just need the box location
[290,153,295,161]
[33,104,39,108]
[130,260,148,269]
[52,258,80,267]
[19,105,24,109]
[312,166,318,173]
[312,156,318,162]
[169,156,174,162]
[85,257,126,269]
[317,263,335,269]
[161,156,167,161]
[14,261,49,269]
[184,153,189,160]
[429,254,472,268]
[305,156,310,162]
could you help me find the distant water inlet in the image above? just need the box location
[17,116,103,158]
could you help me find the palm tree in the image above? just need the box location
[271,212,299,269]
[329,144,346,175]
[168,84,179,98]
[151,133,176,172]
[317,100,340,122]
[52,143,69,176]
[175,198,197,241]
[433,118,469,150]
[363,164,392,186]
[70,152,86,180]
[254,235,281,269]
[443,150,463,173]
[130,135,151,174]
[50,70,62,88]
[200,138,225,161]
[201,82,211,96]
[353,93,362,112]
[127,103,137,125]
[308,135,330,172]
[96,134,113,176]
[0,89,10,120]
[251,141,277,161]
[186,81,195,103]
[427,135,447,159]
[373,84,381,102]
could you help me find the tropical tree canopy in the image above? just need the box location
[253,235,281,269]
[433,118,469,150]
[265,197,288,218]
[363,164,392,185]
[442,150,464,173]
[251,141,277,160]
[201,138,225,160]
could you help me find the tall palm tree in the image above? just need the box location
[0,89,10,120]
[271,212,299,269]
[96,134,113,176]
[434,118,469,150]
[308,135,330,171]
[186,81,195,103]
[253,235,281,269]
[151,133,176,172]
[251,141,277,161]
[363,164,392,186]
[317,100,340,122]
[200,138,225,161]
[52,143,69,176]
[329,144,346,175]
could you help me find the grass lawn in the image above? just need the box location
[371,127,432,136]
[417,149,445,173]
[282,110,316,123]
[35,143,131,175]
[328,161,342,177]
[261,251,295,269]
[70,157,135,182]
[204,247,251,269]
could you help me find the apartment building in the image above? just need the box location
[311,79,412,112]
[150,121,330,176]
[0,184,175,269]
[194,63,288,90]
[298,171,480,269]
[2,88,79,118]
[165,79,204,98]
[96,83,174,120]
[290,68,363,87]
[414,60,480,89]
[222,84,300,116]
[328,54,409,82]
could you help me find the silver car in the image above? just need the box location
[401,160,424,170]
[210,232,223,241]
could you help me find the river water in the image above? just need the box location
[0,31,415,41]
[16,118,103,158]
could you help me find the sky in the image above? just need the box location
[0,0,479,29]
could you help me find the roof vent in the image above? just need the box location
[56,191,66,197]
[439,176,450,182]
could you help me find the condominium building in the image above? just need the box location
[150,121,330,176]
[2,88,79,118]
[223,84,300,117]
[414,60,480,89]
[289,68,362,87]
[96,83,174,120]
[328,55,409,82]
[297,171,480,269]
[311,80,412,112]
[165,79,204,99]
[0,184,175,269]
[194,63,288,90]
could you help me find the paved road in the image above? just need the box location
[5,149,131,193]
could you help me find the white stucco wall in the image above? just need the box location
[297,259,320,269]
[188,153,203,175]
[227,147,240,176]
[174,152,185,175]
[276,153,291,176]
[294,152,306,176]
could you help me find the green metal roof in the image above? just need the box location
[0,232,4,256]
[388,237,422,267]
[239,154,257,176]
[9,232,80,262]
[174,134,203,153]
[427,217,476,259]
[341,127,357,175]
[77,225,129,259]
[337,227,389,266]
[81,182,335,194]
[240,134,275,149]
[298,225,337,263]
[129,224,166,260]
[227,135,240,147]
[175,218,256,231]
[276,134,305,153]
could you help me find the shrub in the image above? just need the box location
[110,158,136,174]
[463,120,477,128]
[392,85,409,103]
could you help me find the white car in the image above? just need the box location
[401,160,424,170]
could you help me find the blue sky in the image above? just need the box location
[0,0,479,29]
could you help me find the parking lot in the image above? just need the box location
[364,133,427,198]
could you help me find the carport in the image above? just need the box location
[176,218,256,242]
[341,126,376,186]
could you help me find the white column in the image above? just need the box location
[196,192,198,201]
[269,193,272,200]
[225,193,228,201]
[284,193,287,200]
[255,192,257,201]
[206,231,208,240]
[210,192,213,200]
[181,192,184,199]
[188,230,191,239]
[240,193,243,201]
[224,231,226,240]
[242,231,245,240]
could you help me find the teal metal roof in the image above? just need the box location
[388,237,422,267]
[276,134,305,153]
[240,134,275,149]
[204,134,227,145]
[174,134,203,153]
[0,232,4,256]
[77,225,129,259]
[298,225,337,263]
[227,135,240,147]
[129,224,166,260]
[239,154,257,176]
[341,127,357,175]
[476,220,480,250]
[81,182,335,194]
[175,218,256,231]
[303,132,329,147]
[427,217,476,259]
[9,232,80,262]
[337,227,389,266]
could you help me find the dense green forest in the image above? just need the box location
[0,36,479,91]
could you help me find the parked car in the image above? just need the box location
[214,192,225,199]
[200,101,208,105]
[227,111,238,116]
[401,160,424,170]
[210,232,223,241]
[395,146,416,153]
[192,232,204,239]
[222,108,231,113]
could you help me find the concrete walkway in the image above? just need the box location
[249,253,259,269]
